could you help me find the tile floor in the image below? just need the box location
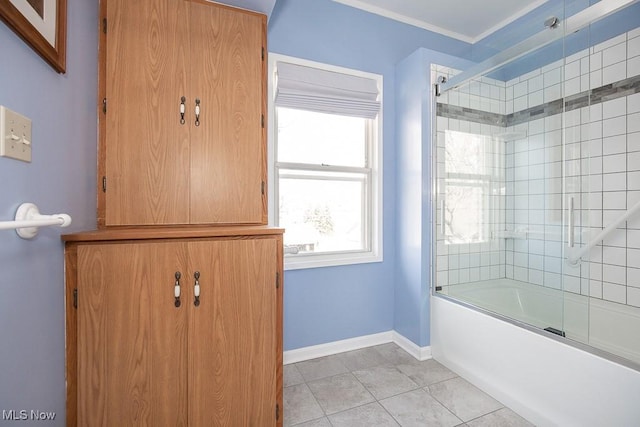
[284,343,534,426]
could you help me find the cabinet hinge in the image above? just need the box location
[276,272,280,289]
[102,98,107,114]
[102,18,107,34]
[261,114,264,128]
[262,47,265,61]
[102,176,107,192]
[73,289,78,309]
[275,403,280,420]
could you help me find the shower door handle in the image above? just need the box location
[568,196,574,248]
[440,200,445,235]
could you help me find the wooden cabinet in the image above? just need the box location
[98,0,267,226]
[64,227,283,426]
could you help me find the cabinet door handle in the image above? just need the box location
[194,98,201,127]
[193,271,201,307]
[174,271,182,307]
[180,96,186,125]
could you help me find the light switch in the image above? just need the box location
[0,105,32,162]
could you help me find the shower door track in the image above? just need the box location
[439,0,640,93]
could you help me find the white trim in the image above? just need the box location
[332,0,549,44]
[283,331,393,365]
[267,53,383,271]
[283,330,432,364]
[331,0,475,43]
[392,331,433,362]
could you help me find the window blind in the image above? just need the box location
[274,61,380,119]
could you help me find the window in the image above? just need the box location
[269,54,382,270]
[443,130,502,244]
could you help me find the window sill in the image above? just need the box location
[284,251,382,271]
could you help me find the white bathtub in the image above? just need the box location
[432,279,640,426]
[443,278,640,364]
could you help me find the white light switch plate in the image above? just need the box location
[0,105,32,162]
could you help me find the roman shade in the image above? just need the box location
[274,61,381,119]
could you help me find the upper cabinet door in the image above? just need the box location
[104,0,190,225]
[100,0,267,226]
[189,3,267,224]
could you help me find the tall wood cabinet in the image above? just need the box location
[98,0,267,226]
[64,0,282,425]
[64,227,283,426]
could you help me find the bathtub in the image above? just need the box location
[432,279,640,426]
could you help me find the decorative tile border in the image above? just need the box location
[436,104,506,126]
[436,74,640,128]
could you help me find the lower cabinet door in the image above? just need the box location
[77,242,189,426]
[188,238,278,426]
[75,237,279,426]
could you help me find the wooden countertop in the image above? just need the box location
[62,225,284,242]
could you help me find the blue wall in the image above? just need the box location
[0,0,98,424]
[268,0,473,351]
[395,49,474,347]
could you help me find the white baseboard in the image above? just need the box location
[283,330,431,364]
[392,331,432,361]
[284,331,393,364]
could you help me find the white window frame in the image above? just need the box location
[268,53,383,270]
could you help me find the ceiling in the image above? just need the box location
[332,0,549,43]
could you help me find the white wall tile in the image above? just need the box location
[629,267,640,287]
[602,42,627,67]
[602,172,627,191]
[566,48,589,64]
[629,171,640,190]
[590,51,603,70]
[602,97,627,119]
[628,230,640,249]
[602,191,627,209]
[528,90,543,108]
[603,282,626,304]
[629,151,640,171]
[629,249,640,268]
[603,227,627,247]
[628,56,640,78]
[565,60,580,80]
[628,287,640,307]
[629,112,640,134]
[565,76,581,96]
[628,35,640,59]
[603,245,627,266]
[513,81,528,98]
[545,68,563,90]
[602,134,626,155]
[603,263,627,285]
[602,154,627,174]
[581,56,590,76]
[593,33,626,53]
[603,116,627,138]
[590,280,603,298]
[602,62,626,85]
[514,96,528,112]
[629,93,640,114]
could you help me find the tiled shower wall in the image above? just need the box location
[434,66,507,289]
[503,27,640,307]
[435,27,640,309]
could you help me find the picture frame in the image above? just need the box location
[0,0,67,73]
